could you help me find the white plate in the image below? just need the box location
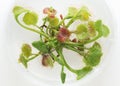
[0,0,119,86]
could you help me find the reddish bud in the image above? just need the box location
[43,7,57,18]
[57,27,70,42]
[42,54,53,67]
[60,14,63,20]
[43,7,50,14]
[42,54,50,66]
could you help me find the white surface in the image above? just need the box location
[0,0,120,86]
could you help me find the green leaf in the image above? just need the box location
[95,20,110,37]
[88,21,95,29]
[95,20,103,36]
[21,44,32,58]
[88,21,96,37]
[77,6,91,21]
[77,32,88,40]
[76,24,88,34]
[13,6,28,17]
[84,42,103,66]
[76,66,92,80]
[102,24,110,37]
[76,24,88,40]
[23,12,38,25]
[68,7,78,17]
[32,41,48,53]
[48,17,59,27]
[61,66,66,83]
[18,54,28,68]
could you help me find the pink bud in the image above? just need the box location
[57,27,70,43]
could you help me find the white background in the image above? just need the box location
[0,0,120,86]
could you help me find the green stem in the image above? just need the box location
[58,48,77,73]
[64,45,85,56]
[85,35,101,44]
[66,9,82,28]
[49,52,63,65]
[15,16,49,39]
[64,42,83,46]
[64,34,101,46]
[27,52,41,61]
[66,18,75,28]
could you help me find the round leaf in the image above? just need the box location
[48,17,59,27]
[21,44,32,57]
[84,42,103,66]
[76,24,88,40]
[88,21,96,37]
[76,24,88,34]
[102,25,110,37]
[18,54,28,68]
[78,6,91,21]
[23,12,38,25]
[68,7,78,17]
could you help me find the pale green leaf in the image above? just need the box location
[68,7,78,17]
[76,24,88,34]
[48,17,59,27]
[21,44,32,58]
[102,24,110,37]
[23,12,38,25]
[88,21,96,37]
[18,54,28,68]
[76,24,88,40]
[94,20,103,36]
[13,6,28,17]
[78,6,91,21]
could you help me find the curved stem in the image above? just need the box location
[58,48,77,73]
[15,16,49,39]
[85,35,101,44]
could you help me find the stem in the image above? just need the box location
[64,34,101,46]
[64,45,85,56]
[85,34,101,44]
[66,8,82,28]
[15,16,49,39]
[64,42,83,46]
[49,52,63,65]
[47,27,58,33]
[58,48,77,73]
[27,52,41,61]
[66,18,75,28]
